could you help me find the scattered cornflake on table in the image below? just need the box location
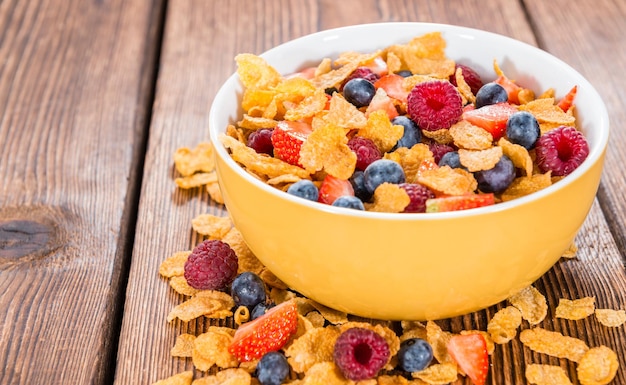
[285,326,341,373]
[191,214,232,239]
[561,242,578,259]
[169,275,200,297]
[508,285,548,325]
[170,333,196,358]
[576,346,619,385]
[152,371,193,385]
[174,142,215,177]
[412,362,458,384]
[192,327,239,371]
[425,321,455,365]
[487,305,522,344]
[594,308,626,327]
[159,251,191,278]
[555,297,595,320]
[175,172,218,189]
[525,364,573,385]
[192,368,252,385]
[519,327,589,362]
[167,290,235,322]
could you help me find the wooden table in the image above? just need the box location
[0,0,624,384]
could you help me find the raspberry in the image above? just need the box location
[340,67,380,91]
[407,80,463,131]
[333,327,390,381]
[449,64,484,95]
[347,136,382,171]
[535,125,589,176]
[184,240,238,290]
[399,183,435,213]
[428,142,455,164]
[247,128,274,155]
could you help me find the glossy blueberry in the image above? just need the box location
[363,159,406,194]
[506,111,541,149]
[332,195,365,210]
[286,179,319,201]
[475,82,508,108]
[395,70,413,78]
[391,115,422,150]
[438,151,465,170]
[397,338,433,373]
[475,155,516,193]
[231,272,267,308]
[349,171,373,202]
[342,78,376,108]
[251,302,275,320]
[256,351,290,385]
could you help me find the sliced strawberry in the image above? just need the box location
[425,193,495,213]
[228,300,298,362]
[374,74,408,103]
[318,174,354,205]
[447,334,489,385]
[462,102,517,140]
[363,56,388,76]
[494,75,522,105]
[365,88,399,119]
[557,85,577,112]
[286,66,316,80]
[271,120,313,166]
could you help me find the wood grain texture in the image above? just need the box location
[115,0,626,384]
[0,0,163,384]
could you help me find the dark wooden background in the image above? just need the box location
[0,1,624,384]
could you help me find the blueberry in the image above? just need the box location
[395,70,413,78]
[342,78,376,108]
[475,82,508,108]
[363,159,406,194]
[438,151,465,170]
[231,272,267,308]
[332,196,365,210]
[397,338,433,373]
[475,155,516,193]
[286,179,319,201]
[251,302,275,320]
[349,171,373,202]
[256,351,290,385]
[391,116,422,150]
[506,111,541,149]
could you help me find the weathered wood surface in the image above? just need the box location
[0,0,624,384]
[0,0,164,384]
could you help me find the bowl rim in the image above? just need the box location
[209,22,610,221]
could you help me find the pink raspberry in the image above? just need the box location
[340,67,380,91]
[428,142,455,164]
[184,240,238,290]
[407,80,463,131]
[347,136,382,171]
[535,125,589,176]
[399,183,435,213]
[333,328,390,381]
[449,63,484,95]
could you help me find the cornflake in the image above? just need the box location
[299,122,356,179]
[458,147,503,172]
[555,297,596,320]
[487,306,522,344]
[365,183,410,213]
[191,214,232,239]
[285,326,341,373]
[159,251,190,278]
[412,362,458,384]
[576,346,619,385]
[594,309,626,327]
[170,333,196,358]
[449,120,493,150]
[519,327,589,362]
[174,142,215,177]
[167,290,235,322]
[508,285,548,325]
[152,371,193,385]
[525,364,573,385]
[192,327,238,370]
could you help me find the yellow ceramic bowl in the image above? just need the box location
[209,23,609,320]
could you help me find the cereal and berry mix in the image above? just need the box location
[209,31,589,214]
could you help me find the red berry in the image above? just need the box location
[535,125,589,176]
[462,102,518,140]
[494,74,523,105]
[407,80,463,131]
[229,300,298,362]
[333,328,390,381]
[184,240,238,290]
[449,64,484,95]
[271,120,312,166]
[425,193,495,213]
[318,174,354,205]
[347,136,382,171]
[447,333,489,385]
[399,183,435,213]
[557,85,578,112]
[428,142,455,164]
[340,67,380,91]
[247,128,274,155]
[374,74,409,103]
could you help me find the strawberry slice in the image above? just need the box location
[365,88,399,119]
[557,85,577,112]
[374,74,408,103]
[447,334,489,385]
[425,193,495,213]
[271,120,313,166]
[462,102,517,140]
[494,75,522,104]
[363,56,388,76]
[228,300,298,362]
[318,174,354,205]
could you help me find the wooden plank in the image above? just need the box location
[115,0,625,384]
[0,0,164,384]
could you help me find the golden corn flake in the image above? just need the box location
[266,174,303,186]
[285,88,328,121]
[595,309,626,327]
[525,364,573,385]
[386,51,403,74]
[235,53,282,90]
[191,214,232,239]
[167,290,235,322]
[159,251,190,278]
[175,172,218,189]
[299,123,356,179]
[152,371,193,385]
[259,267,288,289]
[306,300,348,325]
[454,67,476,104]
[357,110,405,153]
[169,275,200,297]
[519,327,589,362]
[324,93,368,129]
[498,137,533,176]
[400,321,427,342]
[206,181,224,204]
[305,311,326,328]
[365,183,411,213]
[303,361,353,385]
[174,142,215,177]
[426,321,454,365]
[193,368,252,385]
[500,173,552,202]
[393,144,434,183]
[377,375,409,385]
[171,333,196,358]
[519,98,576,126]
[237,115,278,130]
[508,285,548,325]
[221,228,264,275]
[420,127,453,144]
[412,362,458,384]
[518,88,536,105]
[576,346,619,385]
[449,120,493,150]
[312,51,380,90]
[285,326,341,373]
[221,134,310,179]
[458,147,503,172]
[315,58,332,77]
[192,327,238,371]
[487,306,522,344]
[241,89,276,115]
[561,242,578,259]
[555,297,595,320]
[387,32,455,78]
[417,165,477,196]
